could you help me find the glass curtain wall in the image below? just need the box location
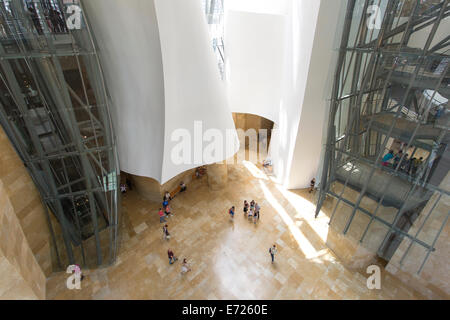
[0,0,120,270]
[316,0,449,274]
[203,0,225,79]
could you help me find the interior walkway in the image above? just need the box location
[46,162,426,299]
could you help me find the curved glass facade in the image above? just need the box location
[316,0,449,274]
[0,0,120,269]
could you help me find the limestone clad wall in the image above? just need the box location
[0,126,52,276]
[0,179,46,299]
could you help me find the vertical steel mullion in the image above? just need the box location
[61,157,87,266]
[0,47,76,265]
[399,193,442,266]
[51,56,103,266]
[80,0,120,265]
[315,0,356,218]
[328,159,358,225]
[359,78,444,243]
[375,1,449,252]
[417,210,449,274]
[26,0,104,265]
[342,0,442,235]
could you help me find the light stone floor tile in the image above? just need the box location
[46,163,427,300]
[134,222,148,234]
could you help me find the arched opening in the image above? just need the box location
[231,113,274,168]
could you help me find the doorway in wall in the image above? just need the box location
[232,113,274,171]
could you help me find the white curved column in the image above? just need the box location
[83,0,238,184]
[83,0,165,181]
[154,0,238,183]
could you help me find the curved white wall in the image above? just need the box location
[224,0,330,187]
[154,0,238,183]
[288,0,346,189]
[83,0,165,182]
[225,10,286,124]
[84,0,238,184]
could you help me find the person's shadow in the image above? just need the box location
[229,219,235,231]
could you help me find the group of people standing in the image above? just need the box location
[382,149,424,177]
[229,200,261,224]
[157,181,281,273]
[27,5,68,35]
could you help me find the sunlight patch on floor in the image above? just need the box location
[259,180,321,260]
[242,160,269,180]
[275,185,330,243]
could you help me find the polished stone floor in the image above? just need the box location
[46,162,425,299]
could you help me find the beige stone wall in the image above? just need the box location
[0,127,52,276]
[0,179,46,299]
[232,112,274,148]
[207,163,228,191]
[386,172,450,299]
[232,112,273,132]
[129,174,162,202]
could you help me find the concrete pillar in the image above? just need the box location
[207,163,228,190]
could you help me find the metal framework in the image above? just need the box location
[316,0,449,274]
[203,0,225,78]
[0,0,120,270]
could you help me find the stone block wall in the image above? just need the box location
[0,179,46,299]
[0,126,53,277]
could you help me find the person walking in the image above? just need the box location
[163,191,171,202]
[382,150,394,167]
[269,245,277,264]
[400,153,409,172]
[229,206,235,220]
[163,224,170,240]
[243,200,249,216]
[27,7,43,35]
[168,249,177,264]
[180,181,187,192]
[158,208,166,223]
[165,204,172,218]
[253,209,259,224]
[255,202,260,215]
[181,258,191,274]
[248,207,254,220]
[309,178,316,193]
[393,150,403,169]
[254,203,260,224]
